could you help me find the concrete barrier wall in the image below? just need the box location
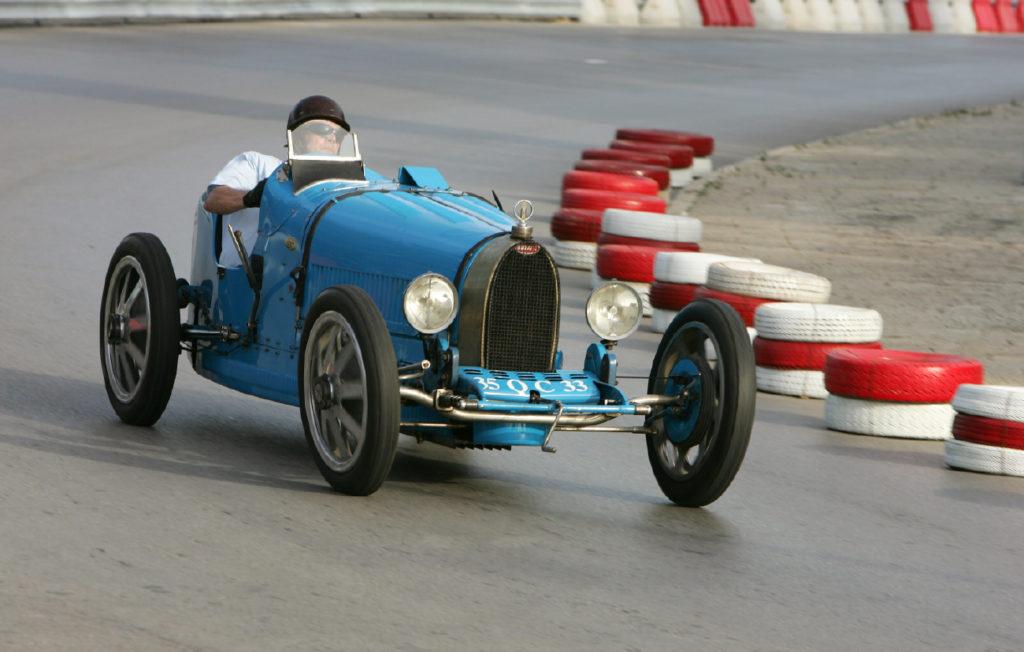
[0,0,581,25]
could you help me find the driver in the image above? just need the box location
[203,95,350,266]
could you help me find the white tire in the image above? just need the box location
[651,307,676,333]
[707,261,831,303]
[753,303,883,343]
[670,167,694,187]
[825,394,955,439]
[951,384,1024,423]
[945,439,1024,477]
[691,157,713,178]
[756,367,828,399]
[654,251,761,285]
[549,240,596,270]
[602,208,702,243]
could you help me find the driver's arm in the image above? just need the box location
[203,179,266,214]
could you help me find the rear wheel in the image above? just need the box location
[99,233,180,426]
[646,299,756,507]
[299,286,399,495]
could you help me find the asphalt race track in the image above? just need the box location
[1,21,1023,650]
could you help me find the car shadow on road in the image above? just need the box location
[0,366,326,494]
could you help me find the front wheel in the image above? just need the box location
[299,285,400,496]
[99,233,180,426]
[645,298,756,507]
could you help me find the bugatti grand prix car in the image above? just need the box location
[100,131,755,506]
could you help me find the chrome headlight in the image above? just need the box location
[585,281,642,341]
[403,273,459,335]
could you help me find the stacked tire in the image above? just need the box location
[614,128,715,183]
[696,261,831,328]
[649,251,761,333]
[824,349,984,440]
[753,303,884,399]
[592,209,703,316]
[549,170,665,271]
[945,384,1024,477]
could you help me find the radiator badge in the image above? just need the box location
[514,242,540,255]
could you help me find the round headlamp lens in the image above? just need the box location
[403,273,458,335]
[585,282,643,341]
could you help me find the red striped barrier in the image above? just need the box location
[697,0,732,24]
[650,281,699,310]
[907,0,933,30]
[972,0,999,30]
[953,413,1024,450]
[993,0,1020,30]
[724,0,755,26]
[753,338,882,371]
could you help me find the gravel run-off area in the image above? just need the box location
[677,102,1024,386]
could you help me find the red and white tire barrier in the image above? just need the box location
[706,261,831,303]
[549,208,602,270]
[649,252,761,333]
[561,187,666,214]
[562,170,659,197]
[550,208,603,243]
[693,286,774,327]
[754,302,883,343]
[573,160,671,192]
[944,384,1024,477]
[601,208,702,244]
[614,128,715,178]
[581,148,673,169]
[824,349,985,439]
[549,240,597,271]
[753,303,883,399]
[610,140,695,188]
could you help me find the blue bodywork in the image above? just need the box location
[187,162,655,448]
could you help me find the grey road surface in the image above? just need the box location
[1,21,1022,650]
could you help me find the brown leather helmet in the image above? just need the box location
[287,95,350,132]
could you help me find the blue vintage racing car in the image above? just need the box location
[100,128,755,507]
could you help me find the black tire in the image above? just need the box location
[99,233,180,426]
[299,285,400,495]
[645,298,756,507]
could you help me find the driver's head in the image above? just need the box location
[287,95,350,156]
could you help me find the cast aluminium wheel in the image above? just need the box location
[299,285,399,496]
[99,233,180,426]
[646,298,756,507]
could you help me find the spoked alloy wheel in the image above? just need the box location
[299,286,399,495]
[99,233,180,426]
[646,298,756,507]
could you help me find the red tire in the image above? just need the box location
[952,413,1024,450]
[561,170,659,196]
[596,232,699,251]
[615,129,715,157]
[650,281,699,310]
[573,160,670,190]
[693,286,775,327]
[581,148,673,168]
[753,338,883,371]
[610,140,694,168]
[595,244,659,282]
[561,188,666,213]
[824,349,984,402]
[550,209,603,242]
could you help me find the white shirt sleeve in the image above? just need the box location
[208,151,282,267]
